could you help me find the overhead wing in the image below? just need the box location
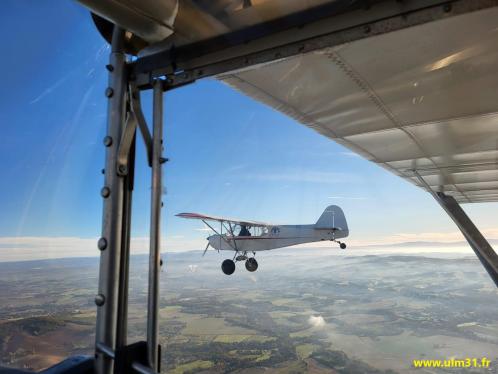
[176,212,271,227]
[219,8,498,204]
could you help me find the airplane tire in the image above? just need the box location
[221,259,236,275]
[340,242,347,249]
[245,258,258,272]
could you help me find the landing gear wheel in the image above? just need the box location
[221,259,236,275]
[340,242,347,249]
[245,258,258,272]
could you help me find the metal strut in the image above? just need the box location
[95,25,166,374]
[95,26,129,374]
[413,171,498,287]
[147,80,164,371]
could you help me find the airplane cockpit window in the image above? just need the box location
[3,1,498,374]
[238,225,251,237]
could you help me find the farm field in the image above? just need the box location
[1,249,498,373]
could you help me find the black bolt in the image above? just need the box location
[101,169,105,175]
[160,259,163,267]
[103,136,112,147]
[97,238,107,251]
[101,186,111,198]
[105,87,114,98]
[105,64,114,72]
[118,164,128,175]
[160,157,169,164]
[161,202,164,207]
[95,294,105,306]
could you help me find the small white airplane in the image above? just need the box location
[176,205,349,275]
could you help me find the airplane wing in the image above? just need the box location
[176,212,271,227]
[219,8,498,204]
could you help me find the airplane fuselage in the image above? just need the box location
[208,224,348,252]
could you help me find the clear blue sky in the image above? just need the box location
[1,1,497,254]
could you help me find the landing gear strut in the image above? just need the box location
[331,238,347,249]
[222,252,259,275]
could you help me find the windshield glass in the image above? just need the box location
[2,2,498,373]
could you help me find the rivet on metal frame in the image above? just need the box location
[95,294,106,306]
[101,187,111,198]
[103,136,113,147]
[97,238,108,251]
[117,164,128,176]
[105,87,114,98]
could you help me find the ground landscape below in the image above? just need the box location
[1,247,498,373]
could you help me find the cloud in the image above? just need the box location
[308,315,326,328]
[290,226,498,254]
[223,164,247,173]
[339,151,362,158]
[4,226,498,262]
[30,76,68,104]
[0,236,205,262]
[248,170,357,184]
[328,196,367,200]
[195,226,212,232]
[378,228,498,245]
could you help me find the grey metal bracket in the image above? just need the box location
[130,86,153,166]
[116,86,153,176]
[413,170,498,287]
[116,109,137,176]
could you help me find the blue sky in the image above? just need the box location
[1,1,497,258]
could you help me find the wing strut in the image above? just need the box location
[202,219,237,251]
[413,170,498,287]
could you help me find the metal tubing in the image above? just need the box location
[96,342,116,360]
[130,88,153,166]
[132,362,157,374]
[413,171,498,287]
[147,80,163,371]
[95,26,128,374]
[436,192,498,287]
[116,134,136,347]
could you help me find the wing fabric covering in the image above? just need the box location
[219,8,498,204]
[176,212,270,227]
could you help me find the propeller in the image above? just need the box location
[202,242,210,257]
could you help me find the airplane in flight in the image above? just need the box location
[177,205,349,275]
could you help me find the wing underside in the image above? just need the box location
[176,212,270,227]
[219,8,498,204]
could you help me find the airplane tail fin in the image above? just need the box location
[314,205,349,235]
